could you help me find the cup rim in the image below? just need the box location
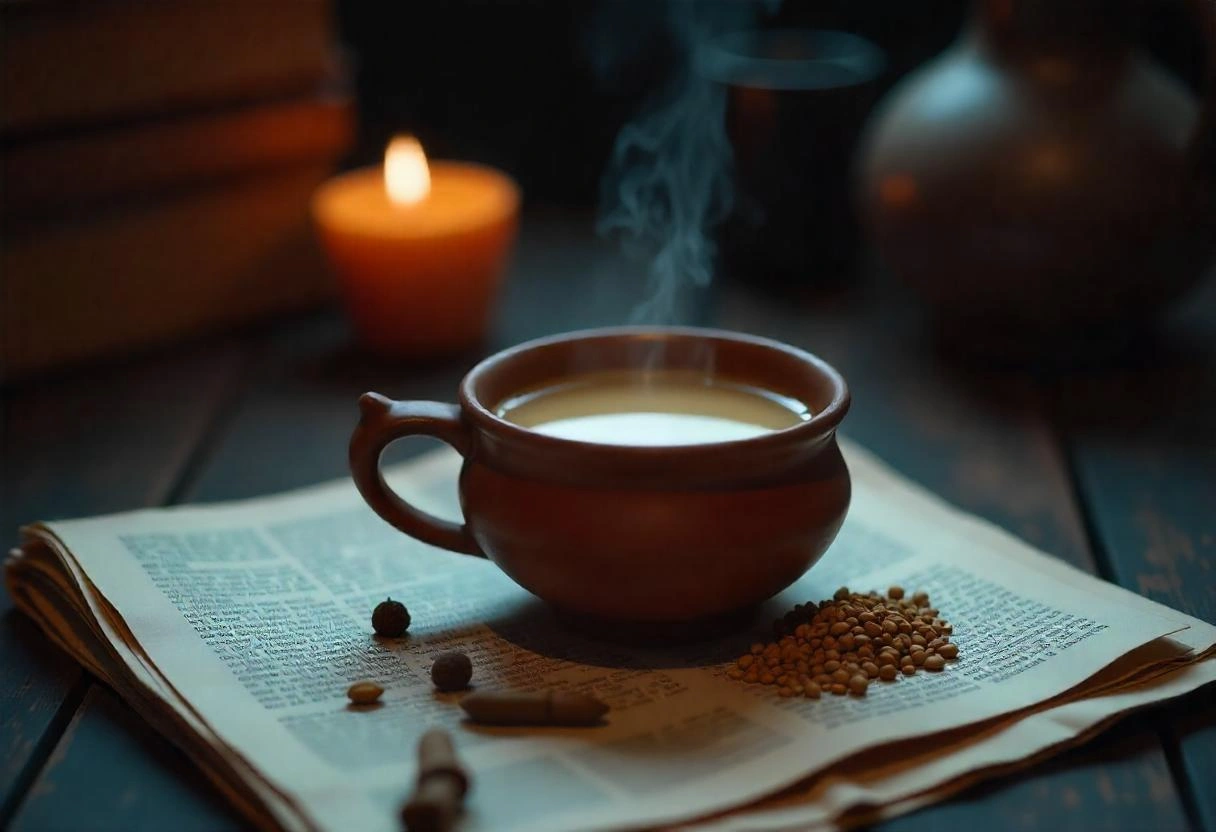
[459,326,849,475]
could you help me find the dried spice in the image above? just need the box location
[372,597,411,637]
[459,690,609,726]
[347,680,384,705]
[401,729,469,832]
[431,652,473,692]
[729,587,959,698]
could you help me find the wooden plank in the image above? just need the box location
[0,590,80,826]
[1169,683,1216,832]
[182,312,469,501]
[880,722,1190,832]
[8,686,244,832]
[1058,365,1216,622]
[0,342,245,827]
[1,342,243,531]
[1056,287,1216,831]
[714,279,1193,831]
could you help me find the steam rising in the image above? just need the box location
[597,64,731,323]
[596,2,775,324]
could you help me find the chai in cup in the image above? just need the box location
[350,326,851,639]
[496,369,811,446]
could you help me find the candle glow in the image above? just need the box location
[312,136,519,355]
[385,135,431,206]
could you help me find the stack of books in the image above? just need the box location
[1,0,354,381]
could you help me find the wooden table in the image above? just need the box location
[3,213,1214,831]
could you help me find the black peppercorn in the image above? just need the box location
[431,652,473,692]
[372,598,410,637]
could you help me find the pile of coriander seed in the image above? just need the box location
[728,586,958,699]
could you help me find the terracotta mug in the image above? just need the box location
[349,327,851,637]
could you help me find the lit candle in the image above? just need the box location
[312,136,519,356]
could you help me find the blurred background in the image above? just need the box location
[340,0,1206,201]
[0,0,1211,380]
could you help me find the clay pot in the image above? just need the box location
[857,0,1215,350]
[349,327,851,638]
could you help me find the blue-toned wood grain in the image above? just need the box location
[1170,683,1216,832]
[0,592,81,826]
[1057,291,1216,831]
[879,722,1190,832]
[9,686,244,832]
[0,343,245,827]
[1061,366,1215,624]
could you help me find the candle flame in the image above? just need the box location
[385,135,431,205]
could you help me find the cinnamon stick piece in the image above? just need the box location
[401,729,469,832]
[459,690,609,726]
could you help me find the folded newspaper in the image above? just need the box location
[6,440,1214,832]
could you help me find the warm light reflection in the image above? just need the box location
[880,174,919,208]
[1026,143,1072,182]
[385,135,431,205]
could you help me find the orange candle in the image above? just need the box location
[312,136,519,356]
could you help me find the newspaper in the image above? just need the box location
[690,648,1216,831]
[6,440,1213,832]
[682,444,1216,829]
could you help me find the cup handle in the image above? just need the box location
[349,392,484,556]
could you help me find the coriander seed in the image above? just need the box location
[731,586,959,701]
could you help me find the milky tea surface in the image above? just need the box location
[496,370,811,446]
